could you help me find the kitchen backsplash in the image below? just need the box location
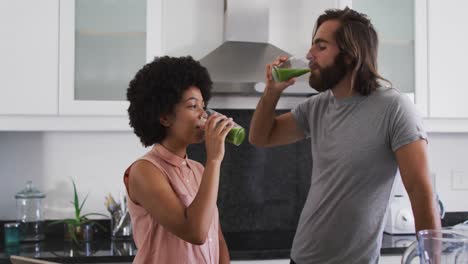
[0,110,467,221]
[187,109,311,232]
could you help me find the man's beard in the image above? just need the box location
[309,52,348,92]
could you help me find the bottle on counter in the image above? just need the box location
[15,181,46,241]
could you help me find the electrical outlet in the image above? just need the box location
[451,170,468,190]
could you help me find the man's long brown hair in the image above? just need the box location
[313,7,391,95]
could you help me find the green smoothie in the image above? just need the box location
[226,126,245,146]
[205,108,245,146]
[272,67,310,82]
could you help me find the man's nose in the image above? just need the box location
[306,49,314,61]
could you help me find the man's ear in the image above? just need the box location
[344,54,354,66]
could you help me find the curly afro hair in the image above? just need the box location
[127,56,212,147]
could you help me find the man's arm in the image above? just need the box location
[249,59,305,147]
[219,225,230,264]
[395,139,441,232]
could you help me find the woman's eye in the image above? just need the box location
[188,105,197,109]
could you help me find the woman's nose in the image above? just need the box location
[200,109,208,119]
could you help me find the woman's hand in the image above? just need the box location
[265,55,296,95]
[204,113,233,163]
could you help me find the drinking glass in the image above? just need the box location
[402,229,468,263]
[271,56,311,82]
[199,109,245,146]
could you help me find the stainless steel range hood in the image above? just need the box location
[200,0,314,96]
[200,41,289,94]
[201,0,316,109]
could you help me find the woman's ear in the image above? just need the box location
[159,114,172,127]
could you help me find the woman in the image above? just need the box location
[124,56,231,263]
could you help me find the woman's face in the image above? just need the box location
[165,86,206,144]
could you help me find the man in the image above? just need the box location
[249,7,441,264]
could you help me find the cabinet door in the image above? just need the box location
[379,255,402,264]
[428,0,468,118]
[162,0,223,60]
[59,0,162,116]
[351,0,428,116]
[269,0,339,56]
[0,0,59,115]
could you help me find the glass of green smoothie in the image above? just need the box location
[201,109,245,146]
[271,56,311,82]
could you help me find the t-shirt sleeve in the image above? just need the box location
[291,98,312,137]
[388,94,428,152]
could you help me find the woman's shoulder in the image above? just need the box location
[188,159,204,172]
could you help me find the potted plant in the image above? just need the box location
[49,179,107,244]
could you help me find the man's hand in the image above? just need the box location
[265,56,296,95]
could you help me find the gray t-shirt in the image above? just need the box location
[290,87,427,264]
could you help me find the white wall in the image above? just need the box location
[427,133,468,212]
[0,132,148,220]
[0,131,467,220]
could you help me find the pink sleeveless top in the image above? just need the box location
[124,144,220,264]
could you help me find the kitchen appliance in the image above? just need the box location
[453,220,468,232]
[384,171,445,235]
[15,181,46,241]
[384,171,415,235]
[200,0,319,109]
[402,229,468,263]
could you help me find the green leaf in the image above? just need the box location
[47,219,77,227]
[79,193,89,215]
[72,179,80,220]
[67,222,79,244]
[81,213,108,218]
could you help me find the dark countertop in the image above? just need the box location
[1,212,465,263]
[0,233,412,263]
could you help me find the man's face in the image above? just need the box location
[309,52,348,92]
[307,20,348,92]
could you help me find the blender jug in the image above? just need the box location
[402,229,468,263]
[15,181,46,241]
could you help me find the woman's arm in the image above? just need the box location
[128,159,221,245]
[219,225,230,264]
[128,114,232,245]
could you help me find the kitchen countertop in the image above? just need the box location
[3,212,466,263]
[0,233,413,264]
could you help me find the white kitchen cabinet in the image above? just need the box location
[0,0,59,115]
[269,0,340,57]
[379,255,402,264]
[427,0,468,118]
[59,0,161,116]
[350,0,428,117]
[59,0,223,116]
[161,0,223,60]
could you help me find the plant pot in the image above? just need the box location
[64,223,94,243]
